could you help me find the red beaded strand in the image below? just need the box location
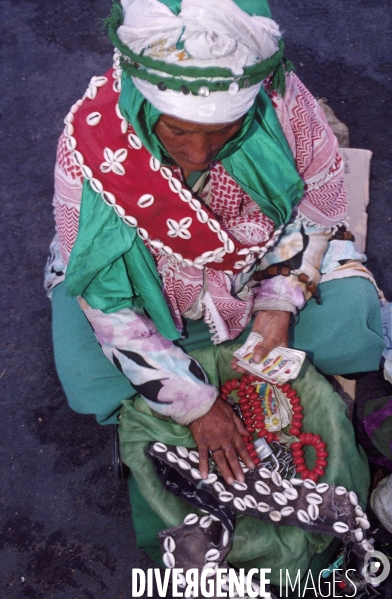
[220,376,329,482]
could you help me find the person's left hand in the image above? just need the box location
[189,398,255,485]
[231,310,291,373]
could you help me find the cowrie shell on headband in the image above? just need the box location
[205,548,220,562]
[297,510,310,524]
[184,514,198,525]
[153,442,167,453]
[333,522,349,534]
[257,502,270,513]
[163,537,176,553]
[335,486,346,495]
[199,516,213,529]
[269,510,282,522]
[163,552,175,569]
[307,504,319,521]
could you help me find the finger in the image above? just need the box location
[212,448,236,485]
[232,430,255,471]
[198,443,210,479]
[252,342,270,364]
[230,358,250,374]
[223,443,246,483]
[232,411,248,437]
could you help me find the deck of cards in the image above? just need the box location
[233,332,306,383]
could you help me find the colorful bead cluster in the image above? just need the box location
[220,375,329,482]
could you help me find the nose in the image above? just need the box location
[185,135,213,166]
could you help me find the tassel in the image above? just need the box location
[271,59,296,97]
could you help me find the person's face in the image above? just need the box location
[155,114,244,178]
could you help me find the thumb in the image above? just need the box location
[253,342,270,364]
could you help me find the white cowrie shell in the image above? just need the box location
[271,471,283,487]
[123,215,138,227]
[306,493,323,505]
[297,510,310,524]
[65,122,74,136]
[160,166,172,180]
[257,502,271,513]
[225,238,235,253]
[190,198,201,210]
[333,522,349,534]
[213,482,225,494]
[307,504,319,521]
[66,136,77,150]
[121,119,128,134]
[188,450,199,463]
[355,506,364,517]
[184,514,198,525]
[281,506,295,517]
[199,516,213,529]
[176,446,189,459]
[232,481,247,491]
[303,479,317,489]
[269,510,282,522]
[289,478,303,486]
[233,497,246,512]
[91,76,108,87]
[203,473,217,485]
[283,487,298,501]
[354,528,364,542]
[176,573,186,588]
[179,188,192,202]
[149,156,161,171]
[355,517,370,530]
[81,164,93,179]
[137,227,148,240]
[201,250,215,261]
[272,492,288,506]
[234,260,247,270]
[207,219,220,234]
[316,483,329,494]
[114,205,125,218]
[163,536,176,553]
[196,209,209,224]
[202,562,218,575]
[113,78,122,92]
[282,479,293,490]
[162,245,173,255]
[137,194,154,208]
[237,248,250,256]
[102,191,117,207]
[217,229,229,243]
[218,491,234,503]
[255,480,271,495]
[191,468,202,480]
[178,458,191,470]
[163,552,175,569]
[153,442,167,453]
[222,529,230,547]
[335,486,347,495]
[349,491,358,506]
[205,548,220,562]
[70,102,81,114]
[73,150,84,166]
[86,111,102,126]
[90,178,103,194]
[259,468,272,479]
[168,178,182,193]
[166,451,179,463]
[244,495,257,509]
[361,539,373,552]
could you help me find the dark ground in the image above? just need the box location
[0,1,391,598]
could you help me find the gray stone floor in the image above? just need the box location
[1,1,391,597]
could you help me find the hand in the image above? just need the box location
[231,310,291,373]
[189,398,255,485]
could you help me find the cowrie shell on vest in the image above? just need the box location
[207,219,221,234]
[65,122,74,136]
[176,446,188,459]
[281,506,295,517]
[335,486,347,495]
[349,491,359,506]
[316,483,329,494]
[92,76,108,87]
[233,497,246,512]
[163,552,175,569]
[269,510,282,522]
[184,514,198,525]
[333,522,349,534]
[179,189,192,202]
[90,178,104,194]
[244,495,257,509]
[121,119,128,134]
[271,471,283,487]
[257,502,271,513]
[213,482,225,494]
[199,516,213,528]
[188,450,199,463]
[203,473,217,485]
[163,536,176,553]
[73,150,84,166]
[297,510,310,524]
[149,156,161,171]
[191,468,202,480]
[303,479,317,489]
[81,164,93,179]
[272,492,288,506]
[255,481,271,495]
[178,458,191,470]
[123,214,138,226]
[169,178,182,194]
[128,133,142,149]
[137,194,154,208]
[218,491,234,503]
[160,166,172,180]
[354,528,363,542]
[218,229,229,243]
[190,198,201,210]
[137,227,148,240]
[153,442,167,453]
[355,517,370,530]
[232,481,248,491]
[113,204,125,218]
[166,451,179,463]
[67,136,77,150]
[258,468,272,479]
[225,238,235,253]
[306,493,323,505]
[283,487,298,501]
[307,504,319,521]
[205,548,220,562]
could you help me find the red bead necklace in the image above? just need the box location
[220,374,329,482]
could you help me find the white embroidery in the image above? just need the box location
[100,147,128,176]
[167,217,192,239]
